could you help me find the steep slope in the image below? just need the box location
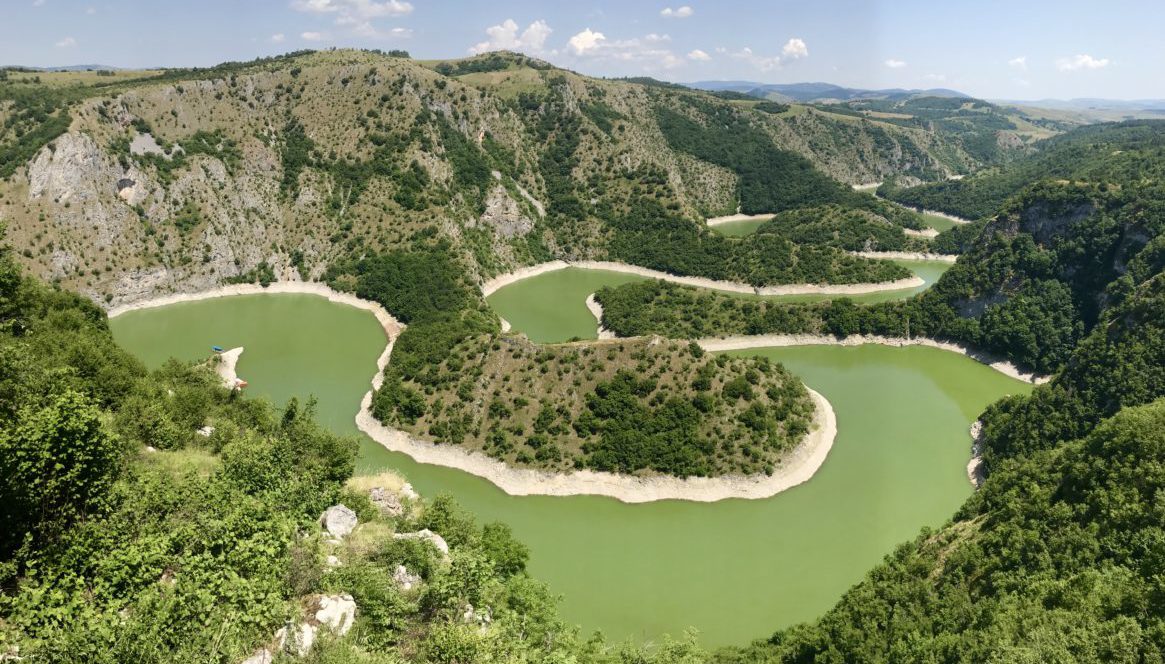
[2,49,988,308]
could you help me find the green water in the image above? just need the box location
[710,218,771,236]
[488,262,951,344]
[920,212,958,232]
[111,290,1026,647]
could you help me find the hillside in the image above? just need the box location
[1,49,1006,308]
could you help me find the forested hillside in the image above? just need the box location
[0,49,1004,308]
[0,244,713,662]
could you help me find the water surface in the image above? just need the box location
[111,290,1025,646]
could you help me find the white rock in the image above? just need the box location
[325,555,341,568]
[393,564,421,590]
[144,446,158,453]
[313,594,357,636]
[319,504,358,539]
[393,529,449,557]
[239,649,273,664]
[197,425,215,437]
[400,483,420,500]
[275,622,316,658]
[369,486,403,517]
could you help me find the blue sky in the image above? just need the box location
[2,0,1162,100]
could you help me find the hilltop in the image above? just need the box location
[0,49,1029,307]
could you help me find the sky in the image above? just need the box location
[2,0,1162,100]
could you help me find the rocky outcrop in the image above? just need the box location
[320,505,358,540]
[393,564,422,590]
[393,529,449,557]
[369,486,404,517]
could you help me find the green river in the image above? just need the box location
[110,265,1027,647]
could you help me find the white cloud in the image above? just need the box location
[292,0,412,19]
[292,0,412,39]
[54,36,76,48]
[687,48,710,62]
[781,38,808,59]
[1057,54,1109,71]
[923,73,947,82]
[1008,56,1027,70]
[270,33,286,43]
[301,31,325,41]
[566,29,681,70]
[884,58,907,68]
[568,28,606,55]
[32,0,45,6]
[660,6,693,18]
[469,19,552,55]
[724,39,808,72]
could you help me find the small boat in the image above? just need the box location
[212,345,224,352]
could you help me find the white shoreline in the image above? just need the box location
[967,420,985,488]
[482,260,925,298]
[852,250,957,264]
[357,386,837,504]
[903,227,940,239]
[705,212,776,226]
[585,294,615,339]
[696,334,1049,384]
[215,347,245,389]
[109,280,839,503]
[915,208,974,225]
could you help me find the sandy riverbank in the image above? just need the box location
[917,208,974,225]
[584,294,615,339]
[903,227,940,239]
[107,281,405,339]
[967,420,985,488]
[483,260,925,298]
[851,182,883,191]
[357,386,836,504]
[705,212,776,226]
[851,250,957,263]
[215,347,244,389]
[697,334,1049,384]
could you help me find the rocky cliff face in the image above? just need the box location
[0,50,984,307]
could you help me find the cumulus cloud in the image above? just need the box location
[1008,55,1027,70]
[781,38,808,59]
[293,0,412,39]
[687,48,710,61]
[469,19,552,55]
[567,30,681,70]
[55,36,76,48]
[301,31,325,41]
[292,0,412,18]
[1057,54,1109,71]
[660,6,693,18]
[568,28,606,55]
[721,38,808,72]
[884,58,907,68]
[270,33,286,43]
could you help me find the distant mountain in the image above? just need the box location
[2,64,121,72]
[993,97,1165,112]
[688,80,970,103]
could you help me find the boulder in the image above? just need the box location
[369,486,404,517]
[240,649,274,664]
[313,593,357,636]
[393,529,449,557]
[275,622,315,658]
[393,564,422,591]
[319,504,357,539]
[400,483,420,500]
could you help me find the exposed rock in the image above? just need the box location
[197,425,215,437]
[393,564,422,590]
[312,593,357,636]
[400,483,420,500]
[476,185,534,239]
[319,504,358,539]
[275,622,315,658]
[325,555,341,568]
[369,486,404,517]
[240,649,274,664]
[130,131,168,157]
[393,529,449,557]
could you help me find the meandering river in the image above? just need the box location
[110,263,1026,646]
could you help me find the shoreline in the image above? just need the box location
[705,212,776,226]
[215,347,245,389]
[851,250,957,264]
[696,334,1049,384]
[357,386,837,504]
[584,294,615,339]
[915,208,974,225]
[903,227,939,239]
[483,259,925,298]
[967,420,985,488]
